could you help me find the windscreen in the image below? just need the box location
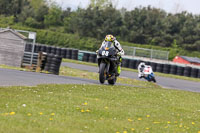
[103,41,114,48]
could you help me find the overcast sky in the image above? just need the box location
[54,0,200,15]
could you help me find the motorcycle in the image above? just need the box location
[139,65,156,83]
[97,41,119,85]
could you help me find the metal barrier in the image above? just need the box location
[123,46,169,60]
[22,52,38,67]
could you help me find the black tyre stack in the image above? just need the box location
[169,65,177,75]
[128,59,137,69]
[136,60,142,69]
[40,45,47,52]
[44,54,62,75]
[183,66,192,77]
[72,49,79,60]
[51,46,57,55]
[190,68,199,78]
[156,63,164,73]
[150,62,157,72]
[61,48,67,58]
[46,46,51,53]
[25,43,32,52]
[197,69,200,78]
[82,53,90,62]
[163,64,171,74]
[66,49,72,59]
[56,47,62,57]
[176,66,184,76]
[88,53,97,63]
[122,58,130,68]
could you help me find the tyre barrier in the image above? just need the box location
[122,58,130,68]
[88,53,97,63]
[128,59,137,69]
[66,49,72,59]
[40,45,47,52]
[72,49,79,60]
[50,46,57,55]
[82,53,90,62]
[44,54,62,75]
[156,63,164,73]
[61,48,67,58]
[25,43,32,52]
[191,68,198,78]
[136,59,142,68]
[163,64,171,74]
[183,66,192,77]
[150,62,157,72]
[198,70,200,78]
[176,66,184,76]
[169,65,177,75]
[56,47,62,57]
[46,46,51,53]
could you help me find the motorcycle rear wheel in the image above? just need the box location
[152,77,156,83]
[99,63,106,84]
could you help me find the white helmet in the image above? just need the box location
[140,62,145,68]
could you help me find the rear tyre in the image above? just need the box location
[99,63,106,84]
[108,77,117,85]
[152,77,156,83]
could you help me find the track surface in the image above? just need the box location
[0,68,134,87]
[61,62,200,92]
[0,62,199,93]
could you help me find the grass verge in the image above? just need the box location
[0,84,200,133]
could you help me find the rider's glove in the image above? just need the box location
[96,50,99,53]
[117,52,121,56]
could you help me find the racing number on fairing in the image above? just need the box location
[102,51,109,56]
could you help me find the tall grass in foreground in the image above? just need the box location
[0,84,200,133]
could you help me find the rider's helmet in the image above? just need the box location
[139,62,145,72]
[105,34,114,42]
[140,62,145,68]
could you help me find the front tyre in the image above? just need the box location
[108,77,117,85]
[99,63,106,84]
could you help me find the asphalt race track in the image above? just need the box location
[61,62,200,93]
[0,62,199,93]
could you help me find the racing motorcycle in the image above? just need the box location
[139,65,156,83]
[97,41,119,85]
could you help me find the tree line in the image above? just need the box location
[0,0,200,52]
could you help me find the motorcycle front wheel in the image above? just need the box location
[108,77,117,85]
[99,63,106,84]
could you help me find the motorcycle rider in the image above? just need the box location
[98,34,124,76]
[138,62,146,78]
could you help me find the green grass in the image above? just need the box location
[62,59,200,82]
[0,84,200,133]
[0,59,200,132]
